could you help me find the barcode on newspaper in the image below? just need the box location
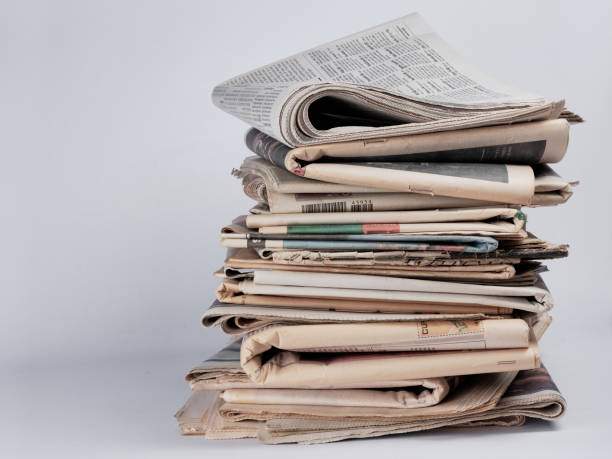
[300,201,375,213]
[301,201,346,213]
[351,202,374,212]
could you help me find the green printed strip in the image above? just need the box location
[287,224,364,235]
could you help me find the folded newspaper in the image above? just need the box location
[244,129,569,204]
[252,241,568,265]
[238,320,536,388]
[256,365,565,444]
[186,314,546,390]
[212,13,580,147]
[237,207,528,237]
[201,300,511,336]
[220,379,457,409]
[221,233,499,253]
[177,365,566,443]
[217,270,553,313]
[235,157,575,211]
[220,248,543,284]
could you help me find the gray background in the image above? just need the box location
[3,0,611,457]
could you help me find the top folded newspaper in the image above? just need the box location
[176,13,580,444]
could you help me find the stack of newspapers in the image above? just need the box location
[176,13,581,444]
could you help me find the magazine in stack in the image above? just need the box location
[176,13,581,444]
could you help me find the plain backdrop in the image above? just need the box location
[3,0,611,457]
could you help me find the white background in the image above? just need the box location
[3,0,612,457]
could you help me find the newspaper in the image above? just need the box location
[257,269,550,300]
[236,157,574,212]
[177,364,565,443]
[214,291,516,314]
[212,293,512,314]
[238,320,533,388]
[241,207,527,236]
[221,233,499,253]
[224,210,527,240]
[258,366,566,444]
[175,391,259,439]
[245,119,569,168]
[186,321,538,390]
[213,13,578,147]
[259,242,568,265]
[186,339,466,391]
[202,300,511,336]
[241,328,540,389]
[177,376,454,435]
[217,268,538,288]
[221,248,529,283]
[220,370,515,421]
[215,279,546,313]
[229,247,524,270]
[217,271,553,313]
[256,158,536,205]
[185,312,551,389]
[221,377,457,409]
[177,370,509,437]
[218,251,545,285]
[244,130,561,204]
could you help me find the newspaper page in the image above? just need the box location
[175,391,259,439]
[218,261,541,286]
[262,247,560,265]
[238,322,538,388]
[211,293,511,315]
[202,300,509,336]
[221,233,499,253]
[267,189,496,213]
[212,13,569,146]
[258,242,567,265]
[216,275,551,313]
[178,364,563,443]
[222,248,523,282]
[186,339,480,390]
[221,377,454,409]
[177,371,513,439]
[243,129,537,203]
[236,157,574,212]
[243,270,553,310]
[244,120,569,169]
[244,207,526,229]
[258,365,565,444]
